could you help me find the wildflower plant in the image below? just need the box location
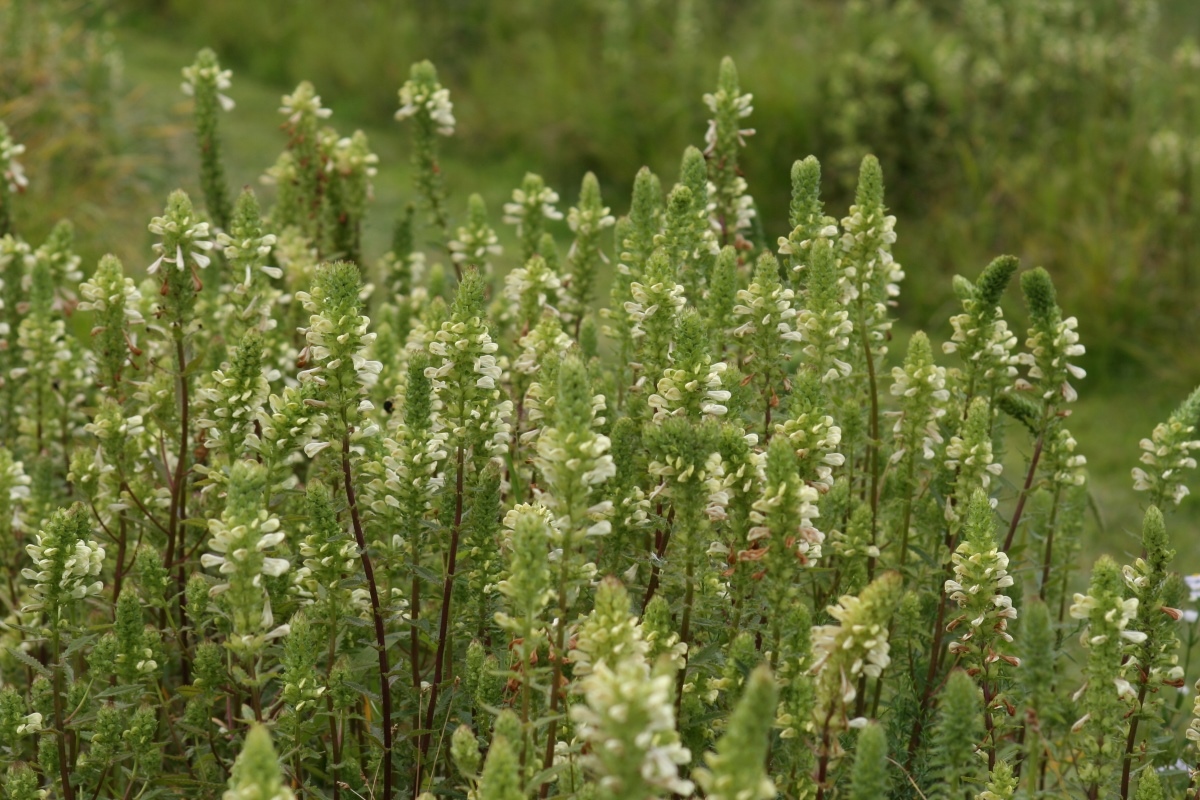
[2,47,1200,800]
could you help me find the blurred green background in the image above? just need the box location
[5,0,1200,561]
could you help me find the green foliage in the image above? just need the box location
[7,38,1200,800]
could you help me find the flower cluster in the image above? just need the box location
[809,572,903,751]
[503,172,563,263]
[1017,267,1086,404]
[1132,385,1200,506]
[888,330,948,464]
[944,491,1019,671]
[450,193,502,274]
[572,646,695,799]
[202,461,292,652]
[942,255,1020,399]
[395,61,455,135]
[1069,555,1143,793]
[22,504,105,624]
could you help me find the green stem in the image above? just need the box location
[52,626,75,800]
[341,433,393,800]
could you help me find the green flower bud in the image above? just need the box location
[977,759,1017,800]
[451,723,481,781]
[694,664,777,800]
[705,245,739,343]
[849,721,890,800]
[477,735,523,800]
[3,762,40,800]
[930,670,984,795]
[224,724,295,800]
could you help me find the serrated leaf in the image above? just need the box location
[7,646,51,678]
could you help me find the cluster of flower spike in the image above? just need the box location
[3,47,1200,800]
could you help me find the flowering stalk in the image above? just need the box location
[929,669,985,798]
[1069,555,1143,798]
[495,504,554,770]
[840,155,901,569]
[602,167,661,407]
[450,193,502,279]
[779,156,837,292]
[693,664,777,800]
[889,330,948,565]
[23,503,104,800]
[78,254,143,400]
[296,261,392,799]
[504,172,563,266]
[396,60,455,253]
[704,57,756,247]
[149,189,212,655]
[325,129,378,265]
[534,353,614,780]
[733,251,802,437]
[1004,266,1084,551]
[421,266,511,770]
[564,172,615,338]
[944,490,1019,768]
[1118,506,1182,799]
[182,48,234,231]
[809,571,902,799]
[270,81,333,244]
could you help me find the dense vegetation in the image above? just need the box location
[3,3,1200,800]
[0,31,1200,800]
